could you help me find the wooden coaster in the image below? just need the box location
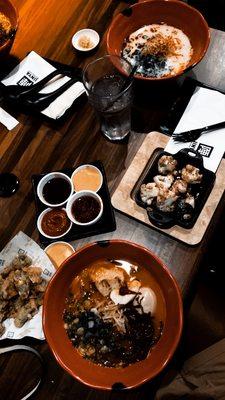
[112,132,225,246]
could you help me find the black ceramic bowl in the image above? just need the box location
[133,148,215,229]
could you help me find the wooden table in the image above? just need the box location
[0,1,225,399]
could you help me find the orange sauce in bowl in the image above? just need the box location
[72,166,102,192]
[45,242,74,269]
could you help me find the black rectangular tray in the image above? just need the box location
[32,161,116,245]
[131,148,216,230]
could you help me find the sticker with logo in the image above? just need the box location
[17,71,39,86]
[197,143,213,158]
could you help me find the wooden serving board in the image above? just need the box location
[112,132,225,246]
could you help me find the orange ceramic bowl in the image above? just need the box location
[0,0,18,56]
[107,0,210,81]
[43,240,183,390]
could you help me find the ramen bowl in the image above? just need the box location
[43,240,183,390]
[106,0,210,81]
[0,0,18,56]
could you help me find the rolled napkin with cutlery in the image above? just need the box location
[165,86,225,172]
[1,51,86,120]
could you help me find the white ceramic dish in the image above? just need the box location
[66,190,103,226]
[37,208,72,239]
[45,241,75,269]
[71,164,103,193]
[37,172,73,207]
[72,29,100,52]
[45,241,75,254]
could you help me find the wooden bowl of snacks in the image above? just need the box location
[43,240,183,389]
[106,0,210,80]
[0,0,18,56]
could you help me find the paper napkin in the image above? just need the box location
[2,51,86,120]
[165,86,225,172]
[0,106,19,130]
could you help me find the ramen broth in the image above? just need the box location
[122,24,193,78]
[63,259,166,367]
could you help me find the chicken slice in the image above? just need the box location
[89,267,125,297]
[24,266,43,284]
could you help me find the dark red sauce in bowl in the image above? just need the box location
[72,195,101,223]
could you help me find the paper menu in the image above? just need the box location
[165,86,225,172]
[0,231,55,340]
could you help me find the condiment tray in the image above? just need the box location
[32,161,116,245]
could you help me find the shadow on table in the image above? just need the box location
[0,55,20,80]
[132,70,197,134]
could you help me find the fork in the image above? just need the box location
[172,120,225,142]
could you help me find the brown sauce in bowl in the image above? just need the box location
[41,209,70,237]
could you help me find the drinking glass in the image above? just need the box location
[83,55,133,141]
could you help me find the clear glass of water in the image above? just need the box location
[82,55,133,141]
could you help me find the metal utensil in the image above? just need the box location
[25,76,81,111]
[172,120,225,143]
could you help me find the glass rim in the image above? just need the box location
[82,54,133,99]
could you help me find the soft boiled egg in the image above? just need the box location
[133,287,157,315]
[110,289,135,305]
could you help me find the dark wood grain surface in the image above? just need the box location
[0,1,225,399]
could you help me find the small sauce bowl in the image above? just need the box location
[71,164,103,193]
[37,172,73,208]
[72,29,100,52]
[66,191,103,226]
[45,241,75,269]
[37,208,72,239]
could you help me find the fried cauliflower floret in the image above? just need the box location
[158,155,177,174]
[154,174,174,189]
[172,179,188,194]
[140,182,159,205]
[156,188,178,212]
[181,164,203,184]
